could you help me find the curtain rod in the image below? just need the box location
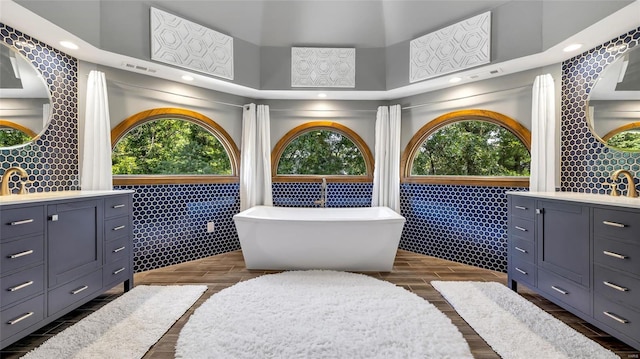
[106,79,530,112]
[401,84,530,111]
[107,79,246,109]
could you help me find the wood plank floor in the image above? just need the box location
[2,250,639,358]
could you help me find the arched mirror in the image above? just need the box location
[0,41,52,148]
[588,43,640,152]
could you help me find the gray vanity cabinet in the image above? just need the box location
[0,192,133,349]
[508,193,640,350]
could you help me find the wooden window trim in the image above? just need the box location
[0,120,38,138]
[110,107,239,186]
[271,121,374,183]
[401,109,531,187]
[601,121,640,141]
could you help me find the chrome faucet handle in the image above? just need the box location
[604,182,620,197]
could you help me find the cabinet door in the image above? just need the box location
[536,200,590,287]
[47,199,103,287]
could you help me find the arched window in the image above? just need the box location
[111,108,239,185]
[0,120,36,147]
[602,122,640,151]
[402,109,531,187]
[272,121,373,182]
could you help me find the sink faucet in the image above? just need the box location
[1,167,29,196]
[314,177,328,207]
[610,169,638,198]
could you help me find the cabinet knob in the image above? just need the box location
[49,214,58,222]
[535,209,543,214]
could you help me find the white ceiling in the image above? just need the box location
[1,0,640,100]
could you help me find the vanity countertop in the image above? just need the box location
[0,190,134,206]
[507,191,640,210]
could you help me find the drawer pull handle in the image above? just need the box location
[8,280,34,292]
[603,311,629,324]
[603,220,626,228]
[515,267,528,275]
[514,226,527,232]
[10,218,34,226]
[515,206,527,210]
[113,225,126,231]
[112,204,125,209]
[603,250,628,260]
[551,286,568,295]
[113,267,126,275]
[71,285,89,295]
[113,246,126,253]
[8,312,34,325]
[8,249,34,259]
[514,246,527,253]
[603,281,629,292]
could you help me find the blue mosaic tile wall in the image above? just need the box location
[0,24,78,191]
[114,184,241,272]
[273,182,373,207]
[562,27,640,192]
[399,184,527,272]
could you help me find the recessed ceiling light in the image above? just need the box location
[449,77,462,83]
[317,93,327,98]
[181,75,194,81]
[563,43,583,52]
[59,41,79,50]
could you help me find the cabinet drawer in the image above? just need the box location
[595,237,640,276]
[538,269,591,315]
[510,196,535,220]
[1,206,44,241]
[104,195,130,219]
[594,264,640,311]
[510,237,535,263]
[594,295,640,341]
[1,294,44,341]
[48,269,102,315]
[104,216,129,242]
[105,236,129,264]
[510,217,534,242]
[1,264,44,309]
[509,259,536,287]
[103,258,130,287]
[594,208,640,243]
[1,235,44,273]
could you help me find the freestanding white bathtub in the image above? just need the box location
[233,206,405,272]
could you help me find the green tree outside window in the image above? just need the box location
[0,128,32,147]
[112,118,231,175]
[411,121,530,176]
[607,130,640,151]
[277,130,366,175]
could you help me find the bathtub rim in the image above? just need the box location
[233,205,405,223]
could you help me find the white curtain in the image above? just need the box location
[530,73,558,192]
[240,103,273,211]
[81,70,112,190]
[372,104,401,213]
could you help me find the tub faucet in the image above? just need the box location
[314,177,328,207]
[1,167,29,196]
[610,169,638,198]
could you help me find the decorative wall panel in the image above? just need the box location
[272,182,372,207]
[0,23,79,192]
[150,7,234,80]
[291,47,355,88]
[561,26,640,194]
[410,11,491,83]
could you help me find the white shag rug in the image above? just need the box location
[431,281,620,359]
[21,285,207,359]
[176,270,472,359]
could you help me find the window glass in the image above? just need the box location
[112,118,232,175]
[411,120,530,176]
[277,129,366,175]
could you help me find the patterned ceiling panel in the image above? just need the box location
[410,11,491,83]
[150,7,234,80]
[291,47,355,88]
